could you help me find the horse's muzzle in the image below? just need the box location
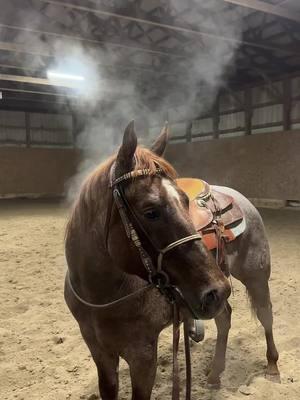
[196,283,231,320]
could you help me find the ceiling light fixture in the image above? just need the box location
[47,70,85,81]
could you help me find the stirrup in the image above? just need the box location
[188,319,205,343]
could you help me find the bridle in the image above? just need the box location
[67,162,202,400]
[110,163,202,318]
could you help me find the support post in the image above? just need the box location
[245,87,252,135]
[283,77,291,131]
[25,112,30,147]
[186,121,192,142]
[213,95,220,139]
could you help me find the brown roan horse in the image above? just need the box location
[64,121,279,399]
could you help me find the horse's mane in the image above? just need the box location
[66,146,177,234]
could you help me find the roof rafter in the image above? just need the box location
[0,23,184,60]
[0,73,77,88]
[0,41,178,77]
[0,41,178,79]
[223,0,300,23]
[34,0,300,56]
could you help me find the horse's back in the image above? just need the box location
[211,185,265,232]
[211,185,271,280]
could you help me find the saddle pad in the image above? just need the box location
[202,218,246,250]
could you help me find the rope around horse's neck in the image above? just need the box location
[66,271,153,308]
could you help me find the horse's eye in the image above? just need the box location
[144,209,160,220]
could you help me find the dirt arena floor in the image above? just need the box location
[0,201,299,400]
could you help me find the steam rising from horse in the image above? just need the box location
[64,122,279,399]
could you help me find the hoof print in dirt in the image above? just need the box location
[238,384,256,395]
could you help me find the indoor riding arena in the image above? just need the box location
[1,1,300,400]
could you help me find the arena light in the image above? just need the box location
[47,70,85,81]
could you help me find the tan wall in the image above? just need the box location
[165,130,300,200]
[0,147,81,198]
[1,130,299,200]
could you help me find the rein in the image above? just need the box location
[66,270,154,308]
[67,163,200,400]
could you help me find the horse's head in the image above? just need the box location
[108,121,230,320]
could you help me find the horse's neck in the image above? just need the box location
[66,202,144,305]
[70,248,147,306]
[67,242,123,306]
[66,171,147,304]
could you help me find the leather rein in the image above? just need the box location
[67,163,201,400]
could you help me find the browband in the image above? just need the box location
[111,167,162,187]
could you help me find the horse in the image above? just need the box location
[64,121,279,399]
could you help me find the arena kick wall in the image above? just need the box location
[0,147,80,198]
[0,130,299,201]
[165,130,300,202]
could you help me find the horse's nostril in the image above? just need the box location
[202,288,219,308]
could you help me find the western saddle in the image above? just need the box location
[176,178,246,275]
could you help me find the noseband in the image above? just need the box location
[110,163,201,317]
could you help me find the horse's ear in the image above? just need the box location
[151,121,169,157]
[115,120,137,177]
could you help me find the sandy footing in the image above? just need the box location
[0,202,299,399]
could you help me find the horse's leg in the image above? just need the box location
[80,327,119,400]
[124,338,158,400]
[245,279,280,380]
[206,301,232,388]
[91,352,119,400]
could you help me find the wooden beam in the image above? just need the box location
[0,86,77,98]
[0,73,73,87]
[223,0,300,23]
